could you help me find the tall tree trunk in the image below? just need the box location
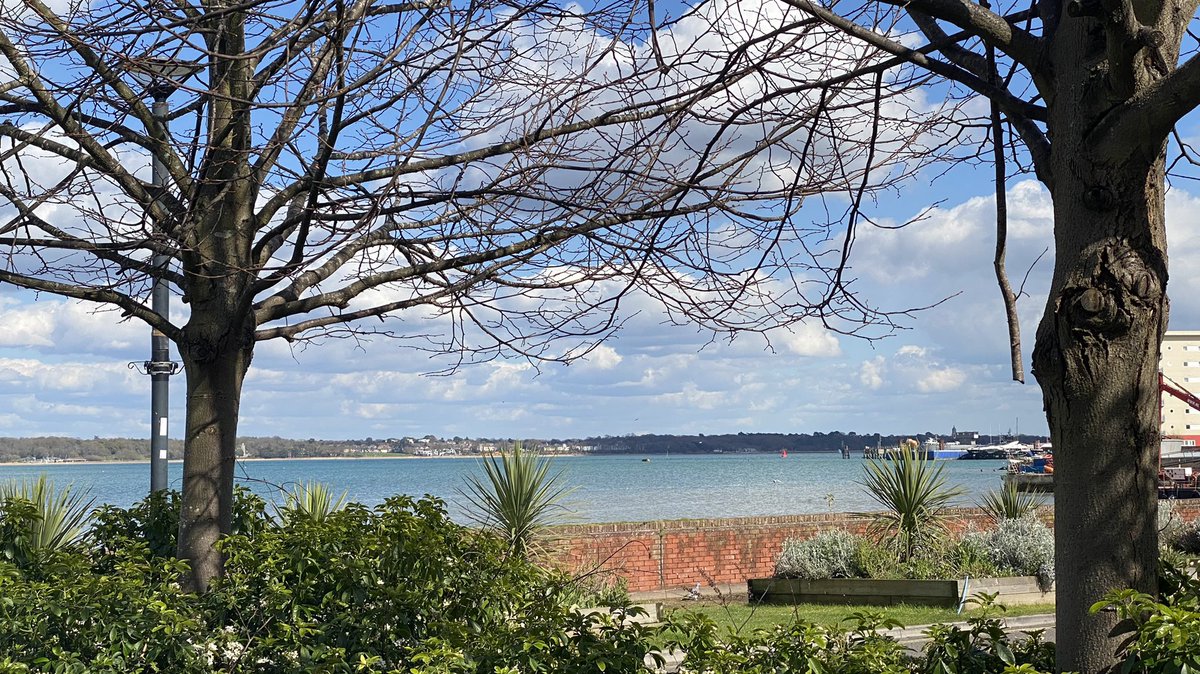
[177,318,253,593]
[1032,156,1168,672]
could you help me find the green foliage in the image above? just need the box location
[1171,517,1200,555]
[459,444,575,556]
[859,447,966,561]
[554,573,631,608]
[920,593,1055,674]
[664,609,911,674]
[775,529,864,579]
[274,480,347,523]
[775,530,1011,581]
[0,476,94,566]
[0,488,1070,674]
[978,482,1044,523]
[960,515,1055,591]
[92,489,180,560]
[1094,583,1200,674]
[0,544,210,670]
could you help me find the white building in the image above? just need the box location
[1160,331,1200,445]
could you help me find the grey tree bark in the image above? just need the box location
[775,0,1198,668]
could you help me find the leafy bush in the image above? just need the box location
[778,530,1007,581]
[1095,576,1200,674]
[1172,518,1200,554]
[665,609,912,673]
[922,593,1055,674]
[556,573,631,608]
[961,514,1055,590]
[1,492,662,673]
[775,529,863,579]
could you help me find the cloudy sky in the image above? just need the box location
[6,169,1200,442]
[4,1,1200,442]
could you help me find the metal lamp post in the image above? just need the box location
[133,59,194,494]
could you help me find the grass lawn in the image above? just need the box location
[661,599,1055,635]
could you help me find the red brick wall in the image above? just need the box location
[541,501,1200,593]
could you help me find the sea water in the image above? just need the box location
[0,453,1021,523]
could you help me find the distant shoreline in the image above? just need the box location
[0,453,595,468]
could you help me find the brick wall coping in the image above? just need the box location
[541,505,1021,538]
[545,499,1200,538]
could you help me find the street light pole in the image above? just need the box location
[147,89,175,494]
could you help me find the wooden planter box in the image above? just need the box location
[747,576,1053,608]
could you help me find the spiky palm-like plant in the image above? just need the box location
[858,446,965,561]
[277,481,347,523]
[0,475,94,560]
[459,444,575,557]
[979,480,1044,523]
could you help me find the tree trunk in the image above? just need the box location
[176,318,253,593]
[1032,156,1168,672]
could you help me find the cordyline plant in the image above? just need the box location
[0,475,94,565]
[459,444,575,557]
[978,481,1044,524]
[858,445,965,562]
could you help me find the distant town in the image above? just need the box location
[0,429,1047,464]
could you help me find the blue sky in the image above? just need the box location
[5,0,1200,442]
[8,173,1200,441]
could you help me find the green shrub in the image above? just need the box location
[961,514,1055,590]
[0,476,94,566]
[1158,499,1186,550]
[859,446,965,561]
[853,535,898,579]
[922,593,1055,674]
[1173,518,1200,554]
[978,481,1044,523]
[556,573,631,608]
[775,529,864,579]
[1095,579,1200,674]
[459,444,575,557]
[3,492,662,673]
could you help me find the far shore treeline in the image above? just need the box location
[0,430,1048,463]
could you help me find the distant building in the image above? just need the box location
[1160,331,1200,445]
[950,426,979,445]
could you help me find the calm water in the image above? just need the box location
[0,453,1018,523]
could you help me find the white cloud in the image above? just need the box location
[583,345,623,370]
[779,323,842,357]
[859,356,885,390]
[915,367,967,393]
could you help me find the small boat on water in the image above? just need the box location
[1003,454,1054,492]
[1003,454,1200,498]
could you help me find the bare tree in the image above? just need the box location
[0,0,944,591]
[752,0,1200,669]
